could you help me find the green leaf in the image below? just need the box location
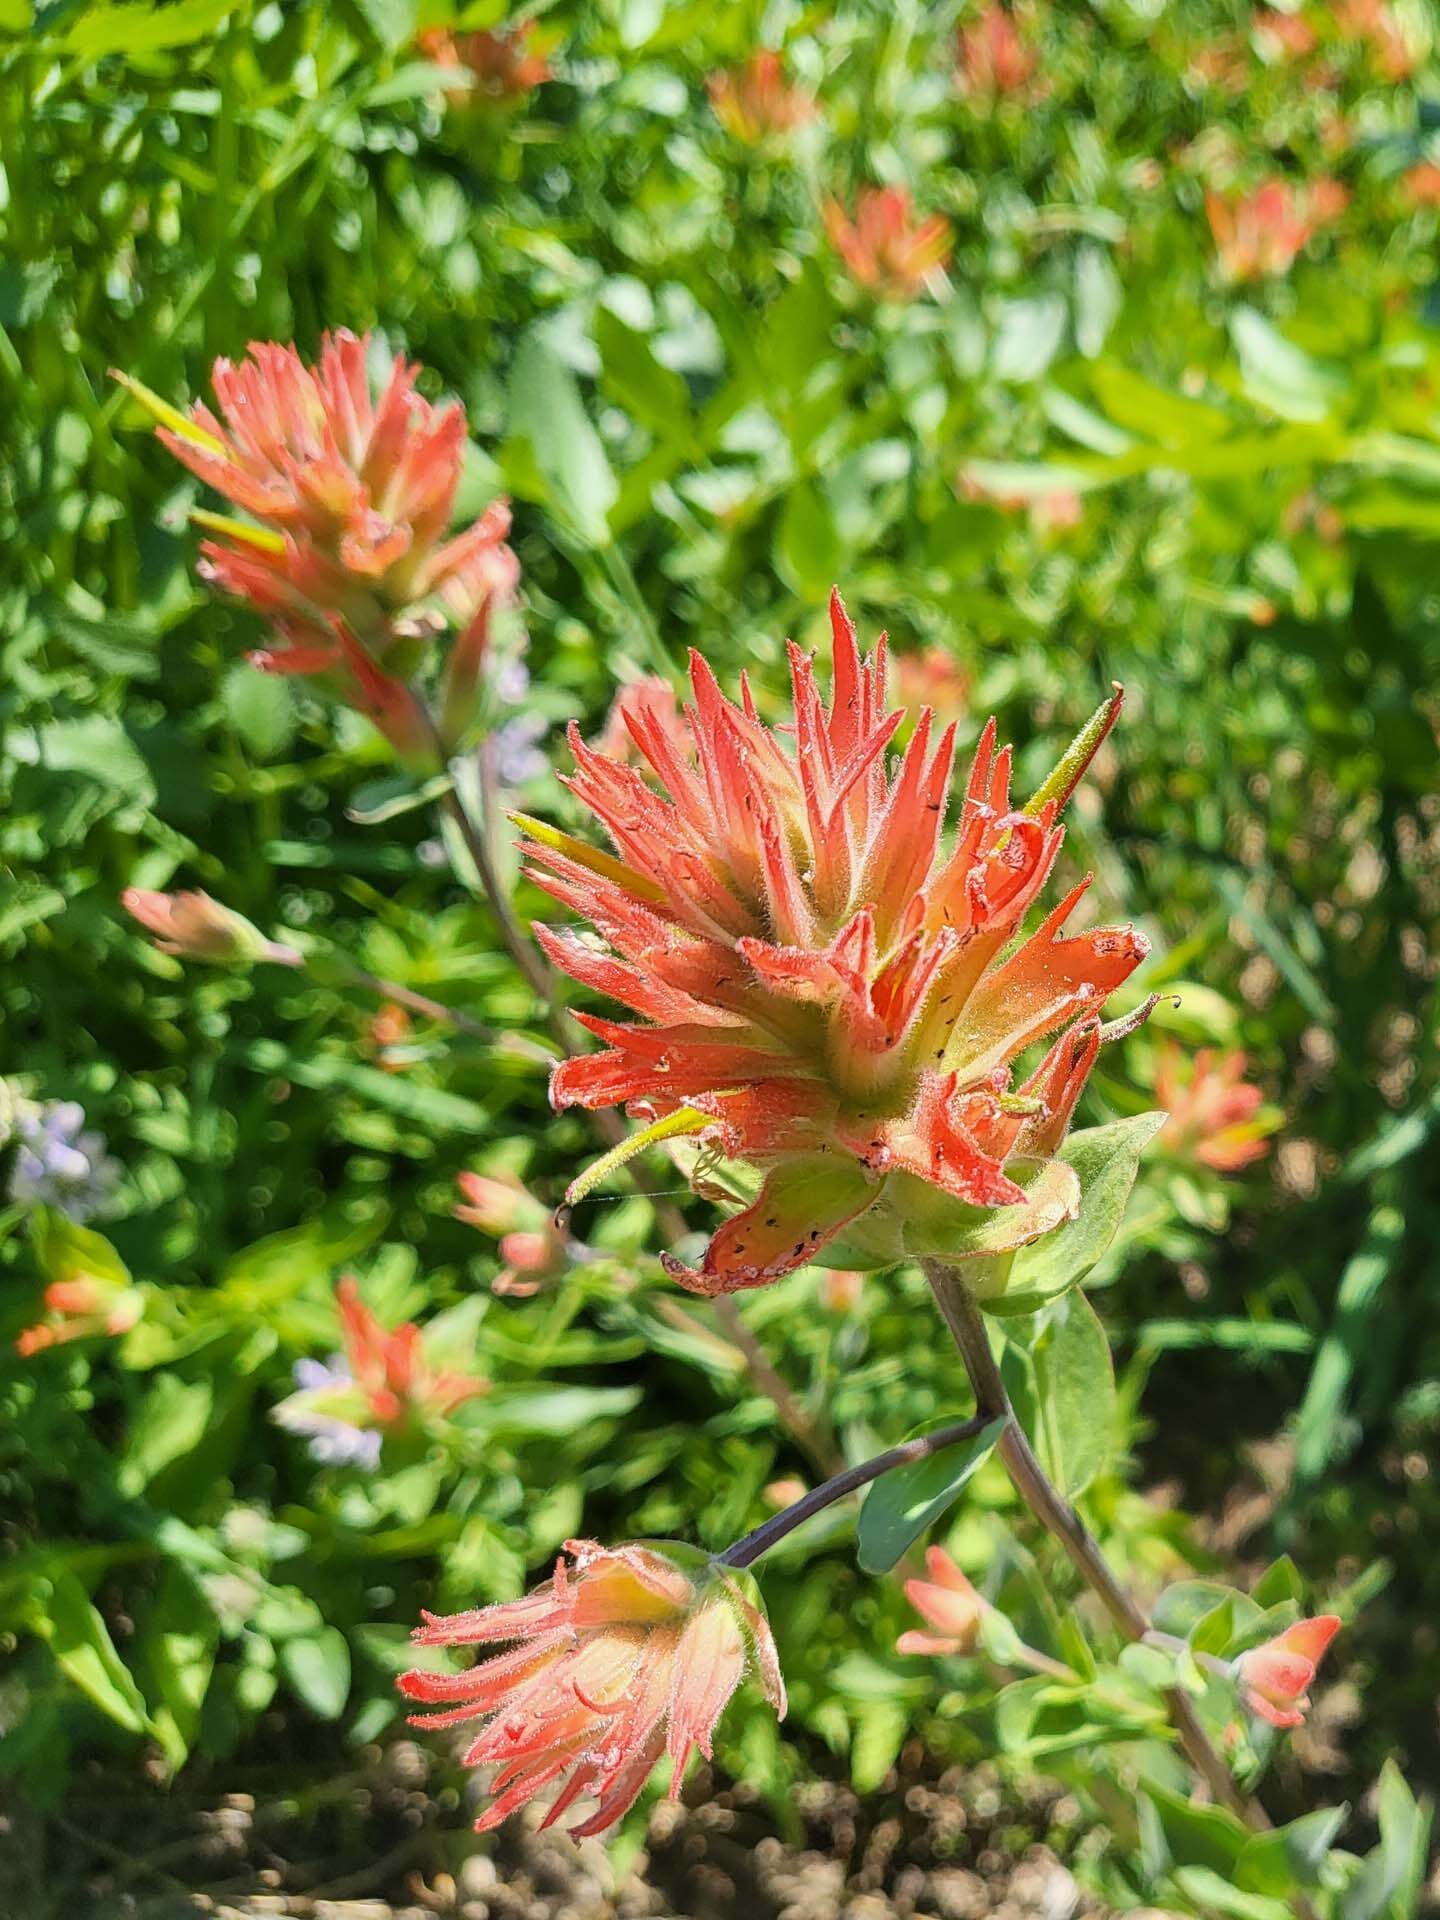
[1231,308,1345,424]
[222,662,296,761]
[1293,1205,1405,1484]
[280,1628,352,1722]
[1251,1556,1305,1610]
[775,482,844,601]
[828,1154,1080,1272]
[65,0,236,56]
[119,1375,214,1495]
[1237,1805,1349,1896]
[1145,1783,1250,1875]
[1074,245,1122,358]
[1171,1866,1292,1920]
[136,1568,219,1776]
[856,1416,1006,1573]
[850,1700,908,1793]
[32,1209,131,1289]
[991,1114,1165,1315]
[1028,1291,1115,1498]
[595,306,691,440]
[507,333,618,544]
[991,295,1067,383]
[17,715,155,807]
[30,1571,150,1735]
[1342,1761,1431,1920]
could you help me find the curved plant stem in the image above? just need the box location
[921,1259,1270,1834]
[719,1412,994,1570]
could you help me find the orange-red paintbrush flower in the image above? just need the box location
[823,188,952,299]
[897,1546,987,1657]
[708,51,817,143]
[1155,1041,1278,1173]
[524,590,1150,1296]
[399,1540,784,1835]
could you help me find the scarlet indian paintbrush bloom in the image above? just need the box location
[1204,179,1347,282]
[16,1275,142,1357]
[273,1277,488,1452]
[824,188,952,300]
[116,333,518,754]
[957,5,1038,100]
[399,1540,785,1835]
[1234,1614,1340,1729]
[524,590,1150,1296]
[708,51,817,143]
[418,23,552,102]
[1155,1041,1277,1173]
[897,1546,986,1657]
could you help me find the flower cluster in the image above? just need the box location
[120,332,518,757]
[1156,1041,1277,1173]
[1205,178,1347,281]
[824,188,952,300]
[526,590,1149,1295]
[273,1278,488,1462]
[4,1093,119,1223]
[956,5,1038,101]
[418,23,551,103]
[897,1547,986,1657]
[708,51,817,143]
[399,1540,784,1835]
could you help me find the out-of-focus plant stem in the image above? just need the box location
[922,1259,1272,1835]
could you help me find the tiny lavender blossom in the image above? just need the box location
[1235,1614,1340,1729]
[399,1540,785,1835]
[526,590,1149,1295]
[897,1546,986,1657]
[7,1099,120,1223]
[276,1356,384,1469]
[823,188,952,300]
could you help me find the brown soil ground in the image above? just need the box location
[1,1747,1141,1920]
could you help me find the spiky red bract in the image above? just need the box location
[525,590,1148,1295]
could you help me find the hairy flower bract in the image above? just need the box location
[525,591,1150,1294]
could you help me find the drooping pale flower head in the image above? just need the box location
[526,591,1149,1296]
[121,888,302,967]
[708,51,818,143]
[399,1539,784,1836]
[897,1546,986,1657]
[823,188,953,300]
[1155,1041,1278,1172]
[273,1278,488,1450]
[1234,1614,1340,1729]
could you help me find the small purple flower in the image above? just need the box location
[493,711,549,785]
[273,1355,383,1469]
[7,1097,120,1222]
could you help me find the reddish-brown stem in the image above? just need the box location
[921,1259,1270,1833]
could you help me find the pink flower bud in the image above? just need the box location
[122,888,299,967]
[1234,1615,1341,1729]
[897,1546,987,1657]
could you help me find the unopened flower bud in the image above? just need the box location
[122,888,300,967]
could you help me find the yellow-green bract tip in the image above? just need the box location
[109,369,226,456]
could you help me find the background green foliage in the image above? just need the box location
[2,0,1438,1910]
